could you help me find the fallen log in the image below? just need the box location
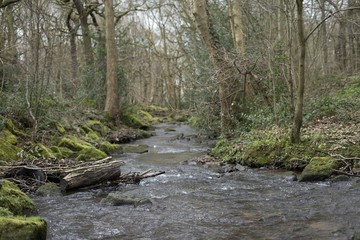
[60,160,124,191]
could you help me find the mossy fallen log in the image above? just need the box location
[60,160,124,191]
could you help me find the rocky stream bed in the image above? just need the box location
[32,123,360,240]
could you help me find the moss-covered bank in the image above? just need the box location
[0,180,46,240]
[212,122,359,181]
[0,217,46,240]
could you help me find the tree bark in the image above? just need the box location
[66,10,79,96]
[104,0,119,119]
[320,0,328,74]
[60,160,123,191]
[73,0,94,66]
[228,0,244,53]
[193,0,235,133]
[291,0,306,144]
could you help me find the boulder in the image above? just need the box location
[0,180,35,216]
[0,139,20,163]
[35,183,62,197]
[299,157,341,182]
[0,217,47,240]
[76,147,107,161]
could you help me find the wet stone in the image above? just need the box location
[102,192,152,207]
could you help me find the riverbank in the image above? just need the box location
[34,122,360,240]
[0,105,187,239]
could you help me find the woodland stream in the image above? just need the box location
[34,123,360,240]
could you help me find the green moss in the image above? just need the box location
[0,130,17,144]
[55,122,65,134]
[76,147,107,161]
[58,136,93,151]
[85,131,100,142]
[212,128,321,169]
[136,129,153,139]
[122,113,149,129]
[30,144,56,159]
[99,141,119,154]
[188,116,200,128]
[50,146,74,159]
[5,119,29,138]
[85,120,110,136]
[212,138,243,163]
[0,180,35,216]
[0,216,47,240]
[299,157,342,182]
[0,139,20,162]
[138,110,160,123]
[0,208,13,217]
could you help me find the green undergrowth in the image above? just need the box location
[0,103,188,163]
[212,124,359,172]
[305,76,360,123]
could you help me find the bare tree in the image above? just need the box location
[104,0,118,119]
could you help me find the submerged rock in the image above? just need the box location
[122,145,149,154]
[102,192,152,207]
[299,157,341,182]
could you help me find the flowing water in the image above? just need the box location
[35,123,360,240]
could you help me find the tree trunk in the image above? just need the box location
[320,0,328,74]
[193,0,235,133]
[291,0,306,144]
[73,0,94,66]
[66,10,78,96]
[228,0,244,53]
[104,0,118,119]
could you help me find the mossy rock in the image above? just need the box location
[35,183,62,197]
[99,141,119,154]
[85,131,100,142]
[55,122,66,134]
[85,120,111,136]
[122,145,148,154]
[122,113,149,130]
[5,119,29,138]
[0,216,47,240]
[0,139,20,163]
[0,207,13,217]
[76,147,107,161]
[50,146,74,159]
[164,127,176,132]
[103,192,152,207]
[143,105,169,116]
[0,180,35,216]
[30,144,56,159]
[136,129,154,139]
[138,110,160,123]
[299,157,342,182]
[58,136,93,151]
[0,130,17,145]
